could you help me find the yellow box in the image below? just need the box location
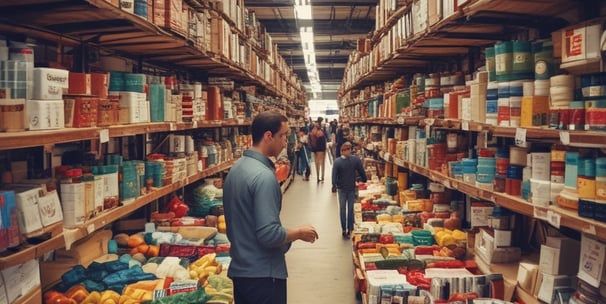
[521,96,549,127]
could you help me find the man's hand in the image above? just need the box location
[297,225,319,243]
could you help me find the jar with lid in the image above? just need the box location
[60,168,85,227]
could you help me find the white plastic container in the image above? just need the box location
[114,91,146,124]
[60,183,85,227]
[26,99,65,130]
[33,68,69,100]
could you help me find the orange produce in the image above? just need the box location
[147,245,160,257]
[137,244,150,255]
[127,234,145,248]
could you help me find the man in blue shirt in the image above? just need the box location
[332,142,367,238]
[224,111,319,304]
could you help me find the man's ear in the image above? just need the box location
[264,130,273,140]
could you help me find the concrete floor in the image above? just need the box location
[281,158,362,304]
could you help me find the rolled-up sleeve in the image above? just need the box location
[253,172,287,248]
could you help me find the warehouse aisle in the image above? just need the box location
[281,158,361,304]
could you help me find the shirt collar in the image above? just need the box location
[244,149,275,170]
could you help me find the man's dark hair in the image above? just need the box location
[251,111,288,145]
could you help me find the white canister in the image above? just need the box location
[522,81,534,97]
[116,92,146,124]
[531,152,551,181]
[185,135,195,154]
[139,100,150,123]
[94,175,104,215]
[170,134,186,153]
[534,79,550,96]
[60,183,86,227]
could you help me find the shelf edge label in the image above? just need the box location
[100,129,109,143]
[547,210,561,229]
[515,128,527,147]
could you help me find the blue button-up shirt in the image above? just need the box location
[223,149,291,279]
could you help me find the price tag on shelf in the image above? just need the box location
[559,131,570,145]
[583,224,597,235]
[533,206,549,221]
[100,129,109,144]
[461,120,469,131]
[515,128,527,147]
[193,120,198,129]
[87,224,95,234]
[170,123,177,131]
[397,116,405,125]
[547,210,561,228]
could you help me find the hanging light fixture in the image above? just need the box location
[294,2,321,94]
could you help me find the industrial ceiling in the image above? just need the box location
[244,0,377,99]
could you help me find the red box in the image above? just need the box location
[64,97,99,128]
[68,72,91,95]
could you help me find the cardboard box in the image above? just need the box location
[26,99,65,130]
[561,21,602,64]
[428,0,442,26]
[536,273,572,303]
[517,262,539,294]
[578,234,606,287]
[14,284,41,304]
[521,96,549,127]
[0,259,40,304]
[475,229,521,264]
[470,204,493,227]
[40,230,112,289]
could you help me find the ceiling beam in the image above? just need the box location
[290,63,347,70]
[258,19,374,34]
[244,0,377,8]
[277,48,352,56]
[272,33,367,43]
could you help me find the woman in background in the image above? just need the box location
[296,127,312,181]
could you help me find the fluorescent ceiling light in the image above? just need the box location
[294,3,321,95]
[294,3,312,20]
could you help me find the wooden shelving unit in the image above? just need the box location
[389,156,606,241]
[339,0,577,95]
[0,160,235,270]
[349,117,606,147]
[0,0,304,100]
[0,121,253,151]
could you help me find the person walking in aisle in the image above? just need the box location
[332,142,367,238]
[296,127,311,181]
[335,125,351,158]
[309,117,327,183]
[223,111,319,304]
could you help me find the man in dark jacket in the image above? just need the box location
[332,142,367,237]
